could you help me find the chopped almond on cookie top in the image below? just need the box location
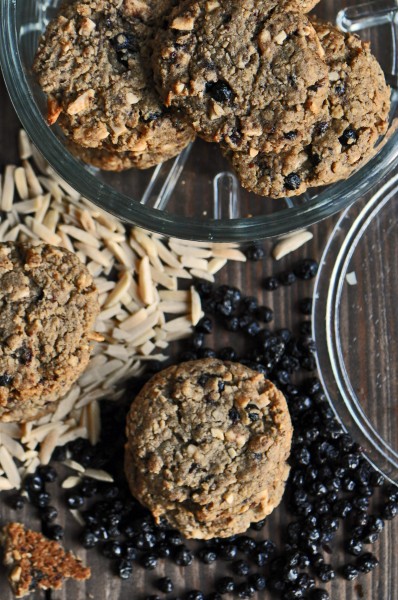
[1,522,91,598]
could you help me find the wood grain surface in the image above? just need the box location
[0,48,397,600]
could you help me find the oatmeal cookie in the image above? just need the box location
[1,522,91,598]
[33,0,194,166]
[0,242,99,422]
[125,359,293,539]
[227,19,390,197]
[152,0,328,154]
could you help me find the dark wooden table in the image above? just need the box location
[0,65,397,600]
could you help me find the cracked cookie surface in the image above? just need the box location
[0,242,99,422]
[33,0,194,167]
[226,18,391,198]
[152,0,328,155]
[125,358,292,539]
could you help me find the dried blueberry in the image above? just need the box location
[341,564,359,581]
[206,80,234,103]
[284,130,298,140]
[314,122,329,136]
[216,577,235,594]
[157,577,174,593]
[264,276,280,291]
[293,259,318,280]
[0,374,12,386]
[245,244,265,261]
[299,297,313,315]
[285,173,302,191]
[339,128,358,146]
[357,552,379,573]
[228,407,240,422]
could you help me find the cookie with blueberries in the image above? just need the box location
[0,242,99,422]
[225,18,391,198]
[125,358,292,539]
[152,0,329,156]
[33,0,194,168]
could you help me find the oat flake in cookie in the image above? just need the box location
[125,359,293,539]
[227,19,391,198]
[0,243,99,423]
[152,0,328,154]
[33,0,194,168]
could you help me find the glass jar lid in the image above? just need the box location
[314,173,398,484]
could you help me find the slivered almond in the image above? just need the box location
[153,238,182,268]
[139,256,154,305]
[1,165,16,211]
[23,159,43,196]
[181,255,209,270]
[62,476,81,489]
[27,217,62,245]
[163,315,192,332]
[59,224,101,248]
[0,446,21,488]
[63,459,86,473]
[189,268,215,282]
[190,286,202,326]
[0,476,14,491]
[169,242,212,259]
[151,267,178,290]
[207,257,227,274]
[171,15,195,30]
[67,89,95,115]
[18,129,32,160]
[84,468,114,482]
[212,247,247,261]
[14,166,29,200]
[272,230,313,260]
[103,271,132,308]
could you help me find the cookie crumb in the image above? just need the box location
[1,522,91,598]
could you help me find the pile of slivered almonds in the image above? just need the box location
[0,130,251,491]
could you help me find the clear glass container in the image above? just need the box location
[313,172,398,484]
[1,0,397,241]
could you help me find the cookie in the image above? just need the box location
[125,359,292,539]
[0,242,99,422]
[33,0,194,166]
[67,126,193,171]
[227,19,391,198]
[152,0,328,154]
[1,522,91,598]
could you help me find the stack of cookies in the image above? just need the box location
[34,0,390,198]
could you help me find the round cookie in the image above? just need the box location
[125,358,293,539]
[0,243,99,422]
[33,0,194,165]
[226,19,391,198]
[152,0,329,154]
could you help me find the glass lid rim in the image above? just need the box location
[313,173,398,483]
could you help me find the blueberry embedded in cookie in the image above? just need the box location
[125,358,293,539]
